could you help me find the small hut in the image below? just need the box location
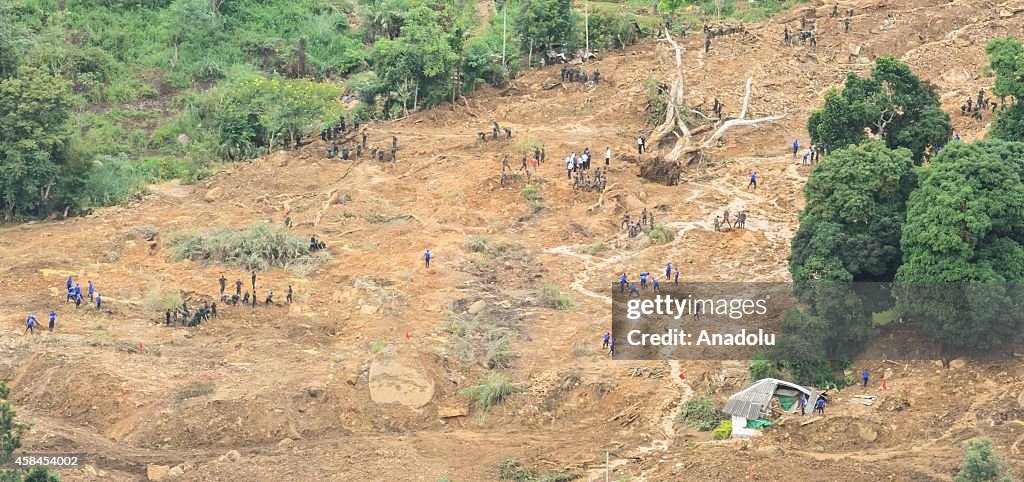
[722,378,817,438]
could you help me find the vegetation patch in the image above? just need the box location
[460,373,525,412]
[170,223,312,271]
[675,396,724,431]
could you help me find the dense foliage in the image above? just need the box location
[1,381,60,482]
[896,140,1024,348]
[807,56,952,163]
[0,0,669,220]
[955,437,1014,482]
[986,37,1024,142]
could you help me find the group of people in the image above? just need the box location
[713,209,747,231]
[216,272,293,313]
[792,139,829,165]
[499,146,546,186]
[560,65,600,84]
[64,276,102,311]
[622,207,657,238]
[320,116,360,142]
[25,275,103,335]
[480,121,513,142]
[618,262,684,298]
[703,22,746,53]
[959,89,1004,120]
[310,235,328,252]
[166,300,217,328]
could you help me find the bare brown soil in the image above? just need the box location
[2,0,1024,480]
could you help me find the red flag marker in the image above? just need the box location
[678,373,685,380]
[139,342,144,353]
[405,331,410,340]
[881,379,887,391]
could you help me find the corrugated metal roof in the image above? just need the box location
[722,378,814,420]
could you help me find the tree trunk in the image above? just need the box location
[172,43,179,68]
[650,29,786,161]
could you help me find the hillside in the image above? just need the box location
[2,0,1024,481]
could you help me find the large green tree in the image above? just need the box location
[0,66,78,220]
[371,0,461,114]
[986,37,1024,142]
[896,140,1024,348]
[808,56,952,163]
[775,141,916,372]
[515,0,575,55]
[791,141,917,284]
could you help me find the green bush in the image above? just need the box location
[675,396,724,431]
[465,236,489,253]
[498,459,534,482]
[648,224,675,244]
[460,374,525,412]
[955,437,1013,482]
[540,284,572,310]
[142,288,183,313]
[644,76,668,126]
[82,155,152,207]
[711,419,732,440]
[171,223,311,271]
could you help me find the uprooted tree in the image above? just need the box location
[647,28,786,163]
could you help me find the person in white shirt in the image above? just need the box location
[566,155,575,179]
[605,146,612,166]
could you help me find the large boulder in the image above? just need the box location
[147,464,170,481]
[204,187,223,203]
[467,300,487,315]
[369,349,435,408]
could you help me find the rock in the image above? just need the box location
[467,300,487,315]
[858,424,878,442]
[176,133,190,146]
[147,464,170,481]
[999,9,1013,18]
[278,438,295,450]
[167,466,185,478]
[933,360,945,367]
[368,350,436,408]
[438,404,469,418]
[949,359,966,369]
[226,450,241,462]
[359,304,378,315]
[941,68,972,84]
[83,465,98,477]
[204,187,223,203]
[849,44,862,56]
[1017,388,1024,408]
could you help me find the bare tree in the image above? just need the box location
[648,28,787,162]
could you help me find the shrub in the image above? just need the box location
[465,236,489,253]
[540,284,572,310]
[585,242,606,255]
[484,335,517,369]
[173,381,215,403]
[460,374,525,412]
[675,396,724,431]
[644,76,668,126]
[370,340,386,353]
[171,223,311,271]
[648,224,675,244]
[82,155,152,207]
[955,437,1013,482]
[521,185,540,200]
[711,419,732,440]
[142,289,183,313]
[498,459,534,482]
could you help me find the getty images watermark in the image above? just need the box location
[609,282,1023,360]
